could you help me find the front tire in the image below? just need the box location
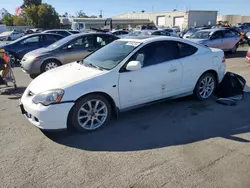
[194,73,216,100]
[69,94,112,132]
[41,60,61,73]
[8,53,17,66]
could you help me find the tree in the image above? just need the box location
[13,14,27,26]
[2,14,14,26]
[76,10,88,18]
[25,3,60,28]
[23,0,42,7]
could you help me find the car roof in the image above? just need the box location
[43,29,71,32]
[73,32,117,37]
[118,36,187,43]
[25,33,64,37]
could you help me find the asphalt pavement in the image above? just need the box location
[0,45,250,188]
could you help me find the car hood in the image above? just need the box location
[24,47,52,57]
[0,42,10,48]
[28,62,105,94]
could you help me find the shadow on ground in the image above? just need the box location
[225,50,247,59]
[0,86,26,99]
[44,94,250,152]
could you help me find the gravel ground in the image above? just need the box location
[0,45,250,188]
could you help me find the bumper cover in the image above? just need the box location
[20,98,74,130]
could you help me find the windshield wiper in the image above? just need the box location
[86,63,104,71]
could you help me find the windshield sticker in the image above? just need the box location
[126,42,141,47]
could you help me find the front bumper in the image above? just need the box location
[20,96,74,130]
[20,58,43,74]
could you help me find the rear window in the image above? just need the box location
[177,42,198,58]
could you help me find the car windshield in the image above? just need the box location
[69,30,79,34]
[190,31,212,39]
[83,40,141,70]
[46,35,76,49]
[186,28,198,34]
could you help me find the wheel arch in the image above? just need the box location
[194,69,219,91]
[40,58,62,72]
[67,91,119,129]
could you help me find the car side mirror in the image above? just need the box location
[67,45,73,50]
[126,61,142,71]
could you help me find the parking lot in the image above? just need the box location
[0,45,250,188]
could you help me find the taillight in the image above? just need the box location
[222,55,226,63]
[247,51,250,58]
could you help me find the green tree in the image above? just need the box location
[23,0,42,7]
[76,10,88,18]
[2,14,14,26]
[13,14,28,26]
[25,3,60,28]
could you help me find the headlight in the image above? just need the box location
[32,89,64,106]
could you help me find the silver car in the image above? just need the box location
[186,28,241,53]
[20,33,118,78]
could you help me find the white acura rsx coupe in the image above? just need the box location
[20,36,226,132]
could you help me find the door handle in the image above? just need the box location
[169,68,177,73]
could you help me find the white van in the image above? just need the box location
[0,24,7,33]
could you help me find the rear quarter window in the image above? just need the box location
[177,42,198,58]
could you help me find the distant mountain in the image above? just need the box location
[0,8,9,20]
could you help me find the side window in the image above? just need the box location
[45,35,60,42]
[224,30,236,38]
[129,41,178,67]
[152,31,161,35]
[177,42,198,58]
[211,31,223,39]
[96,35,115,48]
[162,31,170,36]
[64,36,94,50]
[21,36,40,44]
[58,31,70,36]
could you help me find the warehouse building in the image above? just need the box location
[217,15,250,25]
[112,10,218,29]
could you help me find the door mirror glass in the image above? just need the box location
[126,61,142,71]
[67,45,73,50]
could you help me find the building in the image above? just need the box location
[59,17,152,29]
[112,10,218,29]
[217,15,250,25]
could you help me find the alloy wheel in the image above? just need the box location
[77,99,108,130]
[199,76,215,99]
[44,62,59,71]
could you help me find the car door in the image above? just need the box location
[59,35,96,64]
[209,31,225,49]
[16,35,41,58]
[118,41,183,109]
[223,30,240,50]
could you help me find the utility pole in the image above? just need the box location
[99,10,103,18]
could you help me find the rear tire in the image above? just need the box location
[194,73,216,101]
[41,59,61,73]
[69,94,112,132]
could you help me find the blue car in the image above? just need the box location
[0,33,64,64]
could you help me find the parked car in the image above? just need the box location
[0,33,64,64]
[151,30,178,37]
[111,30,129,36]
[42,29,80,37]
[186,28,241,53]
[246,31,250,45]
[172,26,181,33]
[135,25,158,31]
[0,31,24,41]
[20,36,225,132]
[246,47,250,64]
[24,28,43,35]
[21,33,119,77]
[180,27,210,39]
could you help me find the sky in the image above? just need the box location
[2,0,250,18]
